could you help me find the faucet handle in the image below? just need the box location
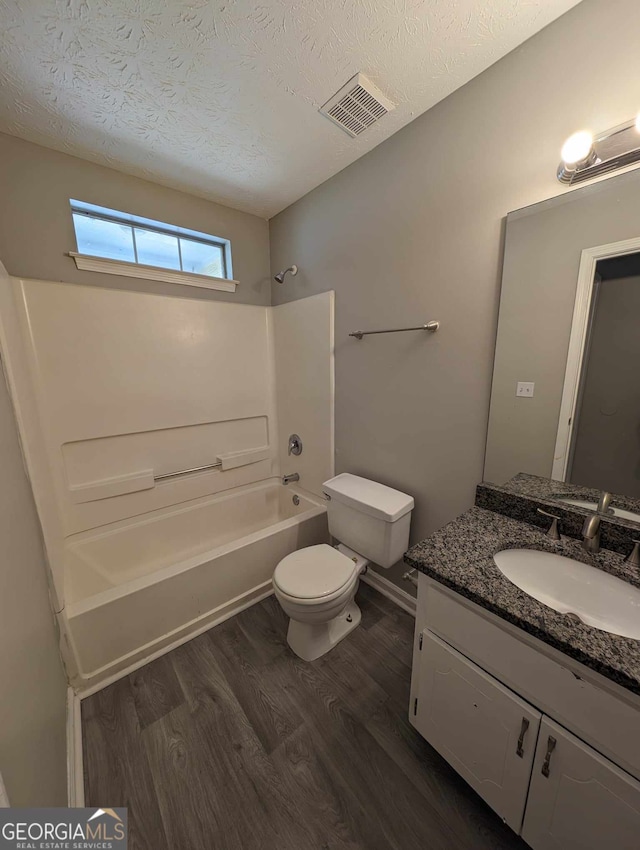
[537,508,561,541]
[537,508,561,519]
[624,540,640,568]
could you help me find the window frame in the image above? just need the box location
[68,200,236,292]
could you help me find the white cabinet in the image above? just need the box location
[523,718,640,850]
[414,631,541,832]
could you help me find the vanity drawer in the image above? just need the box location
[423,580,640,780]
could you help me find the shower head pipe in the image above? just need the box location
[274,264,298,284]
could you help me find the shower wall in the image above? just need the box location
[273,292,335,497]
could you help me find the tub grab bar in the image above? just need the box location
[154,461,222,482]
[69,447,271,501]
[155,446,270,482]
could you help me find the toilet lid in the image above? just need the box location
[274,544,358,599]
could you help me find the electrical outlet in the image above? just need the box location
[516,382,535,398]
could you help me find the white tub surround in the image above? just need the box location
[0,274,334,685]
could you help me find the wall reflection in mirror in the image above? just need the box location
[485,167,640,525]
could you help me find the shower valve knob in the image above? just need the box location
[288,434,303,456]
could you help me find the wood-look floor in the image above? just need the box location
[82,583,528,850]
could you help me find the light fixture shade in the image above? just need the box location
[561,131,594,165]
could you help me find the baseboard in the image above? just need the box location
[75,583,275,699]
[66,687,84,807]
[361,569,416,616]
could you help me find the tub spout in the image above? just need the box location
[282,473,300,485]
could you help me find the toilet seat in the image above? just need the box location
[273,544,358,600]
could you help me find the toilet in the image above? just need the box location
[273,473,414,661]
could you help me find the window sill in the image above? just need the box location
[68,253,238,293]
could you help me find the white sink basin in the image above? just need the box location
[557,498,640,523]
[493,549,640,640]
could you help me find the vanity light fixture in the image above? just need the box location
[558,117,640,184]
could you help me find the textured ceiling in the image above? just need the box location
[0,0,581,218]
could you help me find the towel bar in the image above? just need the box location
[349,321,439,340]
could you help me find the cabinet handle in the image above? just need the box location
[516,717,530,758]
[541,735,557,777]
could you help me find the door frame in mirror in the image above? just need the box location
[552,234,640,480]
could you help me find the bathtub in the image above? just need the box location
[63,478,328,686]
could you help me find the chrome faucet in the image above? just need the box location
[597,491,613,515]
[582,491,613,553]
[582,514,601,553]
[282,472,300,485]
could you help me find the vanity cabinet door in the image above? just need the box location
[414,630,541,832]
[523,717,640,850]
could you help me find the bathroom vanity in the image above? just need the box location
[406,499,640,850]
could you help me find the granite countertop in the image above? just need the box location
[405,506,640,695]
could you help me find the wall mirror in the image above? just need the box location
[484,167,640,524]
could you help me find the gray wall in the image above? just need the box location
[269,0,640,588]
[0,132,271,305]
[0,367,67,805]
[570,275,640,497]
[485,170,640,486]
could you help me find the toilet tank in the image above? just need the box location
[322,473,414,568]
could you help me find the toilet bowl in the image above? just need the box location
[273,543,367,661]
[273,473,414,661]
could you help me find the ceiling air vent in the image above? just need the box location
[320,73,396,138]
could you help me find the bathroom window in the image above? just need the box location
[70,200,233,282]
